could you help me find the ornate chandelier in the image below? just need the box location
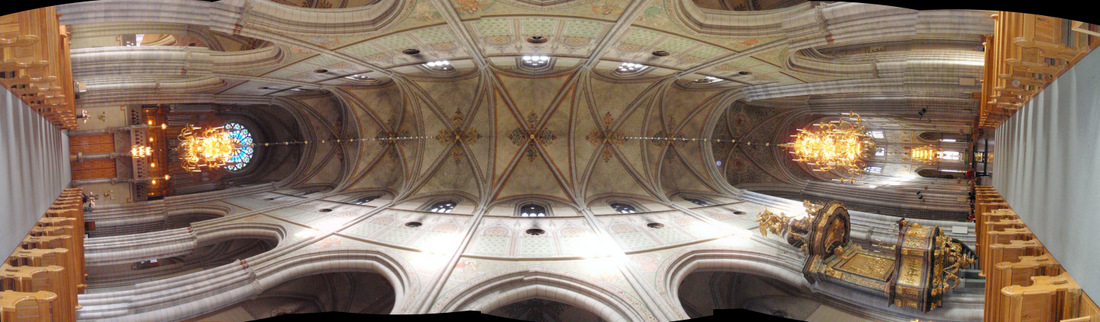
[911,145,942,165]
[781,112,875,182]
[177,124,242,172]
[130,145,153,158]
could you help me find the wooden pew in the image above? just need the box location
[979,12,1099,129]
[0,290,59,322]
[0,264,75,321]
[1001,273,1096,321]
[977,187,1100,321]
[985,253,1062,322]
[0,7,76,129]
[2,188,85,321]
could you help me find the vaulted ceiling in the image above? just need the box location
[61,0,993,207]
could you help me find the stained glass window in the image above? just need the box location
[224,123,254,171]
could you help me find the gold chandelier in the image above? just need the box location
[178,124,242,172]
[130,145,153,158]
[911,145,942,165]
[781,112,875,182]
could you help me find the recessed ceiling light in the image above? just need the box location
[314,69,329,73]
[527,36,548,44]
[402,48,420,55]
[652,50,670,57]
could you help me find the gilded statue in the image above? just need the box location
[755,208,792,238]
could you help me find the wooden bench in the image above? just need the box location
[979,12,1099,129]
[0,290,59,322]
[977,187,1100,321]
[0,7,76,129]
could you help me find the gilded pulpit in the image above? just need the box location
[756,201,975,313]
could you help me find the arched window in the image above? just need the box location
[354,195,379,205]
[223,123,254,171]
[428,201,456,213]
[684,197,711,207]
[615,62,648,74]
[519,204,547,217]
[521,55,550,68]
[610,202,638,214]
[422,60,454,71]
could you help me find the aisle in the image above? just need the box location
[0,87,72,256]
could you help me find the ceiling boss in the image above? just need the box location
[782,112,875,183]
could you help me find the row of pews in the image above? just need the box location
[975,186,1100,321]
[0,6,77,129]
[979,12,1097,129]
[0,188,87,321]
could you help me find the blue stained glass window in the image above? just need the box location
[224,123,254,171]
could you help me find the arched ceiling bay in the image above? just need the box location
[61,0,993,206]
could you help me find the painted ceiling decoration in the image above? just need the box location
[585,112,627,162]
[508,111,558,162]
[435,109,481,163]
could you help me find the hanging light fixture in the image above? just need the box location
[130,145,153,158]
[912,145,943,165]
[781,112,875,183]
[178,124,241,172]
